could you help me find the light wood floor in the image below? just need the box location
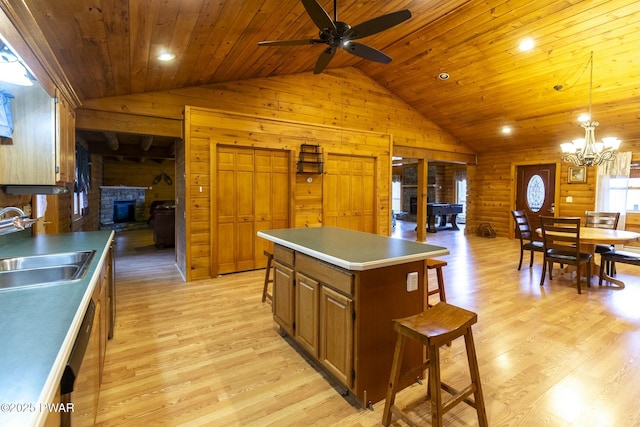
[96,223,640,426]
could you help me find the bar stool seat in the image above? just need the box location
[382,302,488,427]
[262,250,274,303]
[426,258,447,308]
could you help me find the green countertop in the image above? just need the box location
[258,227,449,270]
[0,230,114,427]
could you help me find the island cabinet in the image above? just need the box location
[272,245,295,336]
[259,227,449,408]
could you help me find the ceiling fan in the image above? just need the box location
[258,0,411,74]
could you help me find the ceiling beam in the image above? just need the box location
[104,132,119,150]
[87,141,174,159]
[140,135,154,151]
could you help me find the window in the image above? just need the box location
[597,158,639,214]
[526,174,545,212]
[74,143,91,221]
[627,165,640,211]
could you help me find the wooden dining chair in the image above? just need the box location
[585,211,620,275]
[539,216,593,294]
[511,210,544,270]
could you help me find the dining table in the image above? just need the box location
[536,226,640,289]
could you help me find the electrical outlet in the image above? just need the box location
[406,272,418,292]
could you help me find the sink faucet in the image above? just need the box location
[0,206,37,234]
[0,206,26,217]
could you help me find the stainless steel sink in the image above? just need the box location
[0,250,95,291]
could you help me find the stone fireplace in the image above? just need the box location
[100,186,147,230]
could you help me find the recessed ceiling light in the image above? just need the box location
[438,72,449,80]
[519,38,534,51]
[158,52,175,61]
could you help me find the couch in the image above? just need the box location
[148,200,175,247]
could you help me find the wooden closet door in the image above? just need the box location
[217,147,254,274]
[255,150,290,267]
[217,146,289,274]
[325,154,375,233]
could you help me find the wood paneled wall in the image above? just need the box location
[470,142,640,239]
[184,107,391,280]
[80,68,464,280]
[77,67,637,272]
[79,68,471,157]
[175,136,187,278]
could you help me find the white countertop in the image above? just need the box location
[258,227,449,270]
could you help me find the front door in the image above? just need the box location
[516,164,556,238]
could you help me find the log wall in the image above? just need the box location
[103,159,176,218]
[470,142,640,239]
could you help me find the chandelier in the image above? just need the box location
[560,52,621,167]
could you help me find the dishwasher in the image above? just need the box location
[60,299,99,427]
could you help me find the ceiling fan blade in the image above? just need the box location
[314,47,336,74]
[344,10,412,40]
[343,42,392,64]
[301,0,336,32]
[258,39,322,46]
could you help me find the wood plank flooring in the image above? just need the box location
[96,223,640,426]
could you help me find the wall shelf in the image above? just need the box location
[297,144,323,174]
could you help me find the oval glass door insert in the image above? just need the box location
[527,174,545,212]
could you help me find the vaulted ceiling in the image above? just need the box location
[5,0,640,159]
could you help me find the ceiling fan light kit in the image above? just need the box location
[258,0,411,74]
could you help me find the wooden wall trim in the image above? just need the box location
[394,145,477,165]
[76,109,182,138]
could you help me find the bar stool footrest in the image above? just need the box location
[389,406,422,427]
[440,382,478,412]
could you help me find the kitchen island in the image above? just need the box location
[0,230,114,427]
[257,227,448,408]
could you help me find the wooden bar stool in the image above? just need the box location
[261,250,273,303]
[382,302,488,427]
[426,258,447,308]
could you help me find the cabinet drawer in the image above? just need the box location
[274,244,294,267]
[296,253,353,297]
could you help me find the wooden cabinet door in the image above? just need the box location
[273,262,295,336]
[325,154,375,233]
[295,272,319,357]
[55,90,75,183]
[0,84,56,184]
[319,286,353,387]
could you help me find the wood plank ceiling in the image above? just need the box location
[5,0,640,158]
